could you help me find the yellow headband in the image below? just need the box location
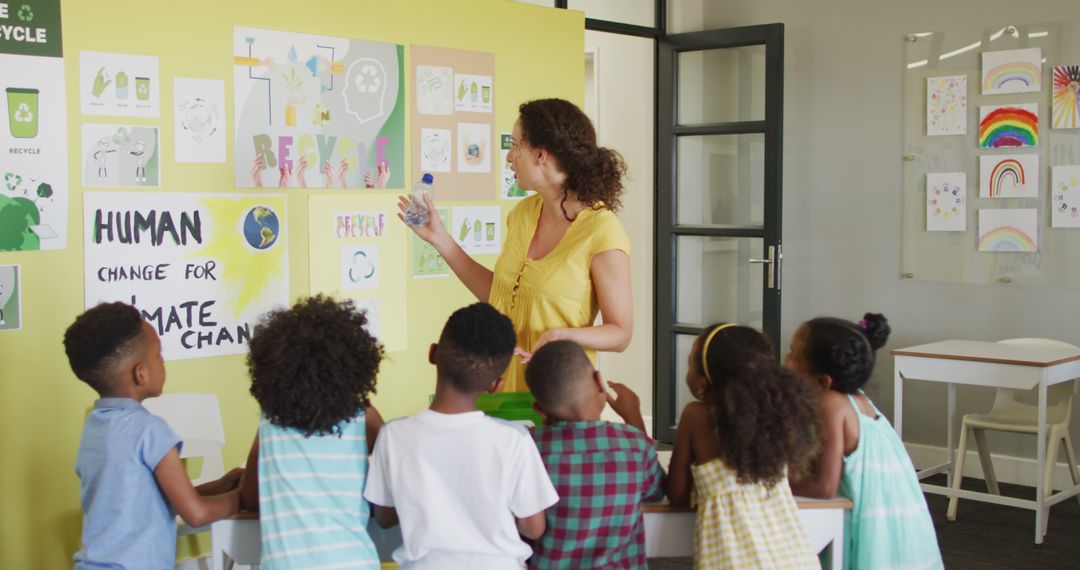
[701,323,738,385]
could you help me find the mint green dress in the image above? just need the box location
[840,393,944,570]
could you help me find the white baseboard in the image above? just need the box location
[906,442,1080,491]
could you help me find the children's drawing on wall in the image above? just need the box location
[416,65,453,116]
[0,265,22,332]
[454,74,493,113]
[1,33,69,251]
[979,104,1038,148]
[84,192,289,360]
[1052,65,1080,130]
[981,47,1041,95]
[233,27,404,189]
[412,207,449,278]
[926,75,967,136]
[1052,165,1080,228]
[978,209,1038,252]
[457,122,491,173]
[81,124,160,187]
[926,172,965,231]
[341,244,379,290]
[174,77,225,163]
[452,205,501,255]
[979,154,1038,198]
[420,128,451,172]
[500,133,526,199]
[335,210,386,238]
[79,51,160,117]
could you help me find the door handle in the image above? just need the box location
[747,244,780,290]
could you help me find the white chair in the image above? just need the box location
[142,392,226,536]
[210,516,261,570]
[947,338,1080,524]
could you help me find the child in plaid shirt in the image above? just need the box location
[525,340,665,569]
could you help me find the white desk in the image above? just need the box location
[892,339,1080,543]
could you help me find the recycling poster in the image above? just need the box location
[0,0,67,251]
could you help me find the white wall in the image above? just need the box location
[681,0,1080,456]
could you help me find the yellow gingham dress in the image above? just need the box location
[692,459,819,569]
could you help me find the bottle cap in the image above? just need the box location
[421,173,434,184]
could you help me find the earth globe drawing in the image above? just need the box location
[243,206,280,250]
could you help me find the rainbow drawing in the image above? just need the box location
[982,48,1042,95]
[1052,65,1080,130]
[989,159,1024,197]
[979,104,1038,148]
[978,209,1038,252]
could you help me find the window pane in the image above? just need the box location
[568,0,655,27]
[676,134,764,226]
[678,46,766,125]
[673,333,695,424]
[675,236,764,328]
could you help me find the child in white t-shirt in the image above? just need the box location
[364,303,559,569]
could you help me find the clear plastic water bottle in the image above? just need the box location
[405,173,434,227]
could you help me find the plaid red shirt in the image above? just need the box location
[529,421,665,569]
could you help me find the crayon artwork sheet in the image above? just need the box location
[979,104,1038,148]
[981,47,1041,95]
[926,173,965,231]
[1052,66,1080,130]
[979,154,1038,198]
[1051,165,1080,228]
[978,209,1038,252]
[927,75,967,136]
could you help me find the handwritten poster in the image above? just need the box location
[84,193,289,360]
[233,27,404,189]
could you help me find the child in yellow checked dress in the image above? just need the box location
[666,324,821,569]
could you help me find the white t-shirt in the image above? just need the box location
[364,409,559,569]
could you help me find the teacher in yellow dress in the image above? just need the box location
[400,98,632,391]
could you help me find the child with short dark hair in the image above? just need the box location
[236,294,386,568]
[788,313,943,569]
[524,340,664,569]
[65,302,241,570]
[667,323,820,569]
[364,303,558,569]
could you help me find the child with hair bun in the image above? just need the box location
[667,323,820,569]
[788,313,943,570]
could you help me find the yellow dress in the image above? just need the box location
[692,459,818,570]
[489,194,631,392]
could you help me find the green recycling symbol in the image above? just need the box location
[4,172,22,192]
[13,103,33,123]
[16,4,33,22]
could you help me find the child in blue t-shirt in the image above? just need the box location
[65,302,242,570]
[237,295,386,569]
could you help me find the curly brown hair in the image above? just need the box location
[697,324,820,485]
[518,98,627,215]
[247,295,384,437]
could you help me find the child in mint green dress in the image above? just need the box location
[788,313,943,570]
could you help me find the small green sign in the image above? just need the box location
[0,0,62,58]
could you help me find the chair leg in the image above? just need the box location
[1044,431,1063,498]
[1063,432,1080,508]
[948,423,970,521]
[972,428,1000,495]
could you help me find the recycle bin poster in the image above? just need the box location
[0,0,67,251]
[84,192,289,360]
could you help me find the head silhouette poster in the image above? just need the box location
[233,27,404,189]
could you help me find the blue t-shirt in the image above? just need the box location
[74,397,182,570]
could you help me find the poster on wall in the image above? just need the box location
[309,195,406,351]
[411,45,496,201]
[412,206,449,278]
[233,27,404,189]
[84,192,289,360]
[500,133,526,199]
[0,0,68,252]
[1052,165,1080,228]
[1052,66,1080,130]
[926,75,967,136]
[926,172,965,231]
[979,104,1038,148]
[0,264,21,332]
[981,48,1041,96]
[79,51,160,118]
[978,209,1038,252]
[979,154,1038,198]
[81,124,161,187]
[174,77,226,163]
[451,205,502,255]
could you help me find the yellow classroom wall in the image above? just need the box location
[0,0,584,566]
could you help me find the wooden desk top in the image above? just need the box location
[641,495,852,513]
[892,340,1080,368]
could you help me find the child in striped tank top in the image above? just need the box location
[238,295,386,570]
